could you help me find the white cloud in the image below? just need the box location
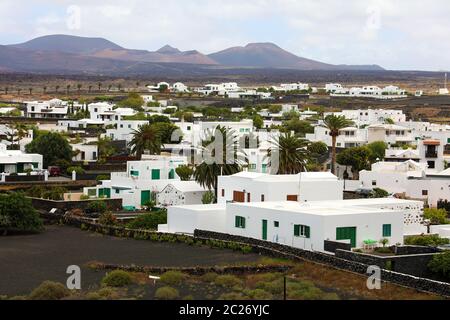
[2,0,450,70]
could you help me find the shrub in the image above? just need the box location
[175,165,194,181]
[160,271,186,286]
[202,191,216,204]
[98,211,117,225]
[428,251,450,280]
[126,211,167,230]
[404,234,450,247]
[201,272,218,283]
[218,292,247,300]
[96,175,110,181]
[0,192,43,233]
[214,275,243,288]
[101,270,132,287]
[154,286,180,300]
[87,200,108,214]
[424,208,449,225]
[374,247,392,254]
[66,166,85,175]
[370,188,389,198]
[80,194,90,200]
[42,187,67,201]
[29,281,71,300]
[243,289,273,300]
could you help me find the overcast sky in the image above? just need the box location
[1,0,450,71]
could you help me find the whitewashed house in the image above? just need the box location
[367,124,414,146]
[324,109,406,127]
[157,181,208,207]
[83,156,188,209]
[272,83,309,92]
[0,143,43,174]
[160,198,417,252]
[305,126,368,148]
[26,99,68,119]
[106,120,148,143]
[217,172,343,204]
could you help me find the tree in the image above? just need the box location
[379,238,389,247]
[152,122,181,144]
[336,146,372,180]
[128,124,162,160]
[268,105,282,113]
[66,84,71,94]
[424,208,449,225]
[283,118,314,136]
[25,132,72,168]
[266,132,311,174]
[367,141,388,163]
[117,92,144,110]
[194,126,245,196]
[384,118,395,124]
[96,136,116,163]
[175,165,194,181]
[252,114,264,129]
[0,192,43,234]
[5,123,29,149]
[148,114,171,124]
[323,115,354,175]
[77,84,82,94]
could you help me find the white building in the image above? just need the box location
[329,85,407,99]
[272,83,309,92]
[71,143,98,162]
[172,82,189,93]
[352,160,450,208]
[217,172,343,204]
[367,124,414,146]
[196,83,240,96]
[26,99,68,119]
[83,156,189,209]
[324,109,406,127]
[305,126,368,148]
[0,143,43,174]
[106,120,148,142]
[157,181,208,207]
[160,198,417,252]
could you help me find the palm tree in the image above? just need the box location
[194,126,246,198]
[128,124,162,160]
[66,84,71,94]
[55,85,60,93]
[266,132,311,174]
[4,87,8,95]
[17,88,22,95]
[43,86,47,94]
[323,115,354,175]
[98,82,102,91]
[28,88,33,95]
[77,84,82,94]
[88,85,92,93]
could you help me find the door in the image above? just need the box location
[16,163,24,173]
[262,220,268,241]
[141,190,151,206]
[287,195,298,201]
[336,227,357,248]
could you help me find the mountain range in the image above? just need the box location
[0,34,384,75]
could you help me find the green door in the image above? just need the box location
[16,163,24,173]
[168,169,175,179]
[262,220,268,240]
[336,227,357,248]
[141,190,151,206]
[104,188,111,198]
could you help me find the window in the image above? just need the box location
[115,189,120,194]
[422,190,428,196]
[287,195,298,201]
[247,193,251,202]
[261,194,265,202]
[427,161,435,169]
[235,216,246,229]
[87,189,97,197]
[382,224,392,237]
[221,189,225,197]
[262,164,267,173]
[294,224,310,238]
[130,170,139,177]
[152,169,161,180]
[372,180,377,186]
[274,221,279,228]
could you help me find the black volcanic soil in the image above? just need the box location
[0,225,259,296]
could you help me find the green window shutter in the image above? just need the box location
[235,216,239,228]
[241,217,246,228]
[130,170,139,177]
[383,224,392,237]
[294,225,300,237]
[305,226,310,238]
[168,169,175,179]
[152,169,160,180]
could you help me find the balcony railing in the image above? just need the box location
[425,151,438,158]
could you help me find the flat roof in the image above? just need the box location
[230,198,418,216]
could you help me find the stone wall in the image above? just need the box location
[194,229,450,297]
[324,240,352,253]
[30,197,122,212]
[90,263,291,275]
